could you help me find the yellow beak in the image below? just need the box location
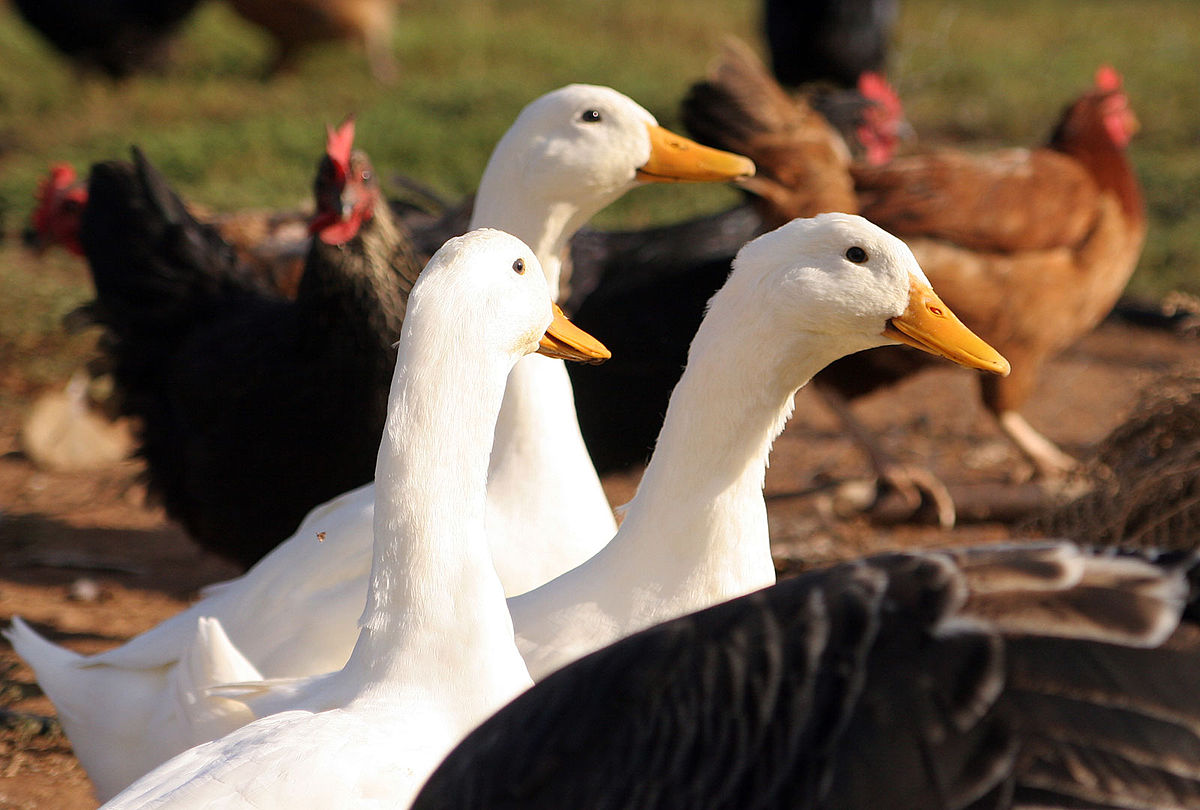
[882,277,1011,376]
[636,124,756,183]
[538,304,611,365]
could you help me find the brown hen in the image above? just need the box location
[848,64,1145,476]
[684,47,1145,521]
[226,0,399,81]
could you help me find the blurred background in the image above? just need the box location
[0,0,1197,402]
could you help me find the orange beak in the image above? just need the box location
[635,124,756,183]
[538,304,611,364]
[882,276,1010,376]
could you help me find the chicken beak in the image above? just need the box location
[636,124,756,183]
[882,276,1011,376]
[538,304,611,364]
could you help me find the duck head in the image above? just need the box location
[472,84,754,264]
[726,213,1010,377]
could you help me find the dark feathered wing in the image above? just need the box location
[413,543,1200,810]
[81,147,279,340]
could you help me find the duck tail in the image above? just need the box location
[4,617,86,722]
[171,616,260,742]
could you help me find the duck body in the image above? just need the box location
[106,704,448,810]
[102,229,582,809]
[567,205,764,472]
[213,213,1002,709]
[511,213,1007,679]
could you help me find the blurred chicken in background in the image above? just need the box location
[10,0,203,78]
[765,0,898,89]
[225,0,400,81]
[763,0,907,165]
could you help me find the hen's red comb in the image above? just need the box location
[37,164,78,200]
[858,72,890,99]
[1095,65,1122,92]
[325,116,356,168]
[858,72,902,114]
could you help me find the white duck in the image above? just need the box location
[5,83,753,800]
[508,212,1009,679]
[476,84,753,592]
[99,228,610,810]
[213,211,1008,729]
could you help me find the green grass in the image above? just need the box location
[0,0,1197,390]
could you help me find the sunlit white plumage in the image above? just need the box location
[5,84,752,799]
[101,228,550,809]
[510,213,1008,678]
[224,213,1006,708]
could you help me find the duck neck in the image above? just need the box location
[468,157,626,586]
[471,146,632,302]
[471,190,581,302]
[343,324,526,698]
[612,288,851,592]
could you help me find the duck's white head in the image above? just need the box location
[721,213,1010,376]
[406,228,610,365]
[473,85,755,272]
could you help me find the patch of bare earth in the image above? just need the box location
[1,319,1195,808]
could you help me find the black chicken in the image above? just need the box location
[11,0,202,79]
[764,0,898,90]
[79,119,420,567]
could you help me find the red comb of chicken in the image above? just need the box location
[325,116,356,172]
[41,163,78,193]
[310,116,375,244]
[1095,64,1122,92]
[858,72,899,113]
[1093,65,1136,147]
[34,164,82,218]
[856,72,905,166]
[30,163,88,255]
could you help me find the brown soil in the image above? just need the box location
[0,317,1195,809]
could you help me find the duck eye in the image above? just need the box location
[845,246,868,263]
[580,109,602,123]
[512,258,526,275]
[360,169,372,182]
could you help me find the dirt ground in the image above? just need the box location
[0,315,1195,809]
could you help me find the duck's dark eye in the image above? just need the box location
[360,169,372,183]
[512,258,526,275]
[845,246,868,263]
[580,109,602,123]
